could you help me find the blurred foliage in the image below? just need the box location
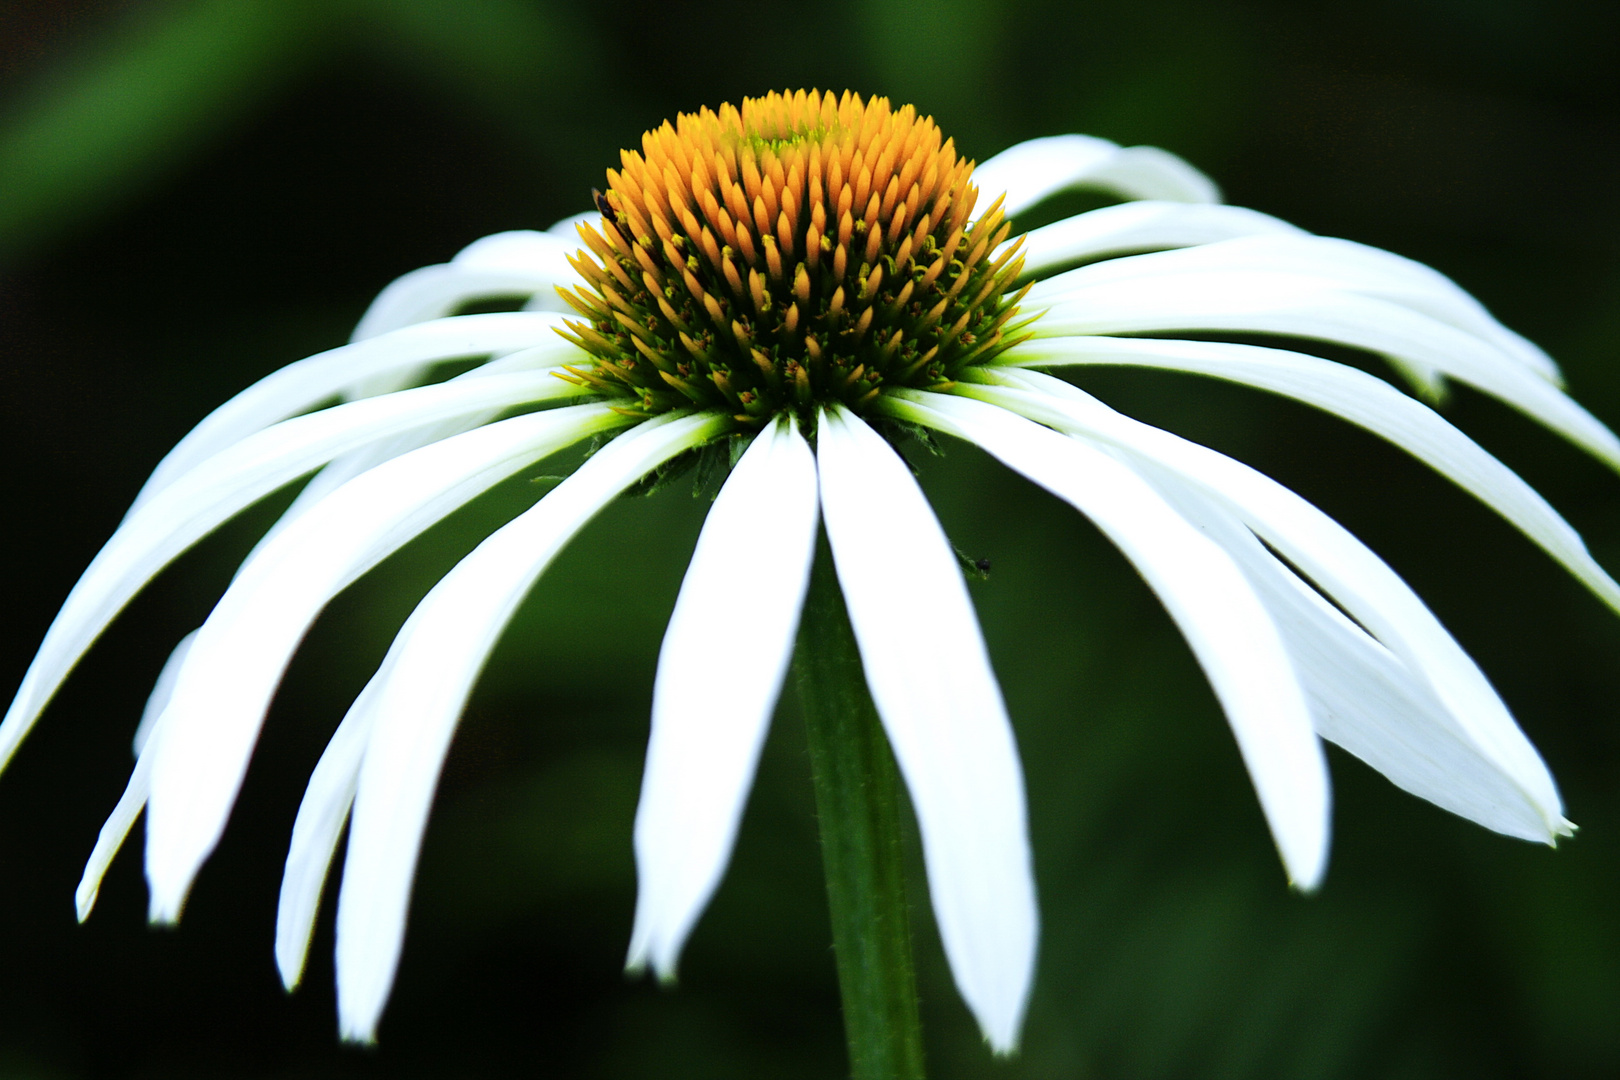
[0,0,1617,1076]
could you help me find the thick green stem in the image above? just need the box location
[795,540,926,1080]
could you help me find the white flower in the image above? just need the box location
[3,91,1614,1055]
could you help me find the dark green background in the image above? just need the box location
[1,1,1617,1076]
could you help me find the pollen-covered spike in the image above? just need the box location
[725,176,752,229]
[697,227,724,273]
[776,210,795,258]
[851,305,874,342]
[863,216,883,264]
[784,302,800,334]
[852,165,872,216]
[722,253,745,297]
[793,263,812,305]
[828,286,846,319]
[735,226,758,266]
[805,221,824,269]
[749,268,768,316]
[753,194,772,240]
[837,209,854,250]
[702,291,726,325]
[835,179,854,223]
[858,263,884,301]
[741,152,763,208]
[832,243,848,282]
[893,233,915,273]
[764,236,784,282]
[633,243,664,283]
[886,278,916,317]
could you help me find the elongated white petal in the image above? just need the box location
[974,134,1219,219]
[966,379,1569,838]
[0,372,583,778]
[1015,201,1302,277]
[349,231,575,342]
[143,405,627,922]
[77,713,165,922]
[999,340,1620,615]
[129,313,577,511]
[815,405,1037,1053]
[133,629,197,759]
[628,417,819,978]
[1156,481,1556,840]
[246,342,582,563]
[335,410,730,1043]
[76,628,199,921]
[276,664,389,991]
[1028,278,1620,470]
[1026,236,1558,381]
[880,393,1329,890]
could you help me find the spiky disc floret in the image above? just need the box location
[558,90,1033,429]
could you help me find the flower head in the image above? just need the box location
[4,89,1616,1056]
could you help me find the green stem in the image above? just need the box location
[795,539,926,1080]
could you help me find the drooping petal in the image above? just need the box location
[879,393,1330,890]
[973,134,1220,218]
[74,629,198,920]
[132,629,197,759]
[1153,479,1558,840]
[142,404,628,921]
[967,379,1570,837]
[348,231,577,342]
[1015,201,1302,277]
[334,410,731,1044]
[995,347,1620,615]
[276,663,389,991]
[129,313,579,512]
[627,416,819,979]
[1025,236,1558,382]
[246,342,570,554]
[1027,277,1620,469]
[0,370,584,778]
[815,405,1037,1054]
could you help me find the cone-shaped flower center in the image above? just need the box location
[559,90,1032,429]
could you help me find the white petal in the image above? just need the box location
[1028,278,1620,470]
[142,404,627,922]
[349,231,574,342]
[449,229,577,274]
[334,410,730,1043]
[77,714,163,922]
[965,378,1569,837]
[0,371,583,780]
[879,393,1329,891]
[627,417,819,978]
[130,313,578,511]
[1025,236,1558,382]
[1001,341,1620,614]
[1157,481,1556,840]
[1015,201,1303,277]
[815,405,1037,1053]
[75,628,198,920]
[974,134,1220,219]
[276,664,388,991]
[245,342,586,571]
[133,629,197,759]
